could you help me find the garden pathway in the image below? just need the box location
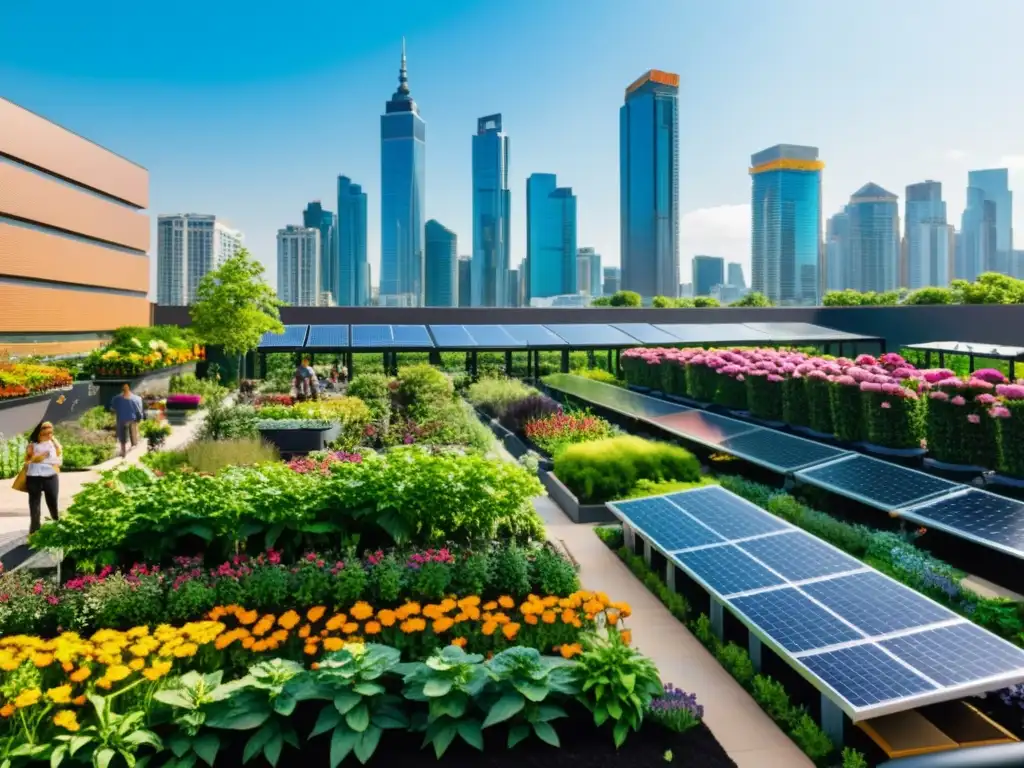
[536,497,815,768]
[0,414,207,537]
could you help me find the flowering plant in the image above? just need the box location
[166,394,202,410]
[0,357,73,401]
[524,411,613,456]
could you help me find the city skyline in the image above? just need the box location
[7,0,1024,297]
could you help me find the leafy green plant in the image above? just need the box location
[397,645,489,758]
[79,406,116,432]
[842,747,869,768]
[156,670,249,768]
[347,374,392,421]
[184,438,279,474]
[788,712,833,761]
[50,693,162,768]
[465,378,537,419]
[529,546,579,596]
[200,401,259,441]
[750,675,793,726]
[481,647,579,748]
[715,643,754,687]
[307,644,409,766]
[573,630,663,747]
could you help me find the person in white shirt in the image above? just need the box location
[24,420,62,533]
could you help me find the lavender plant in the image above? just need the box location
[646,683,703,733]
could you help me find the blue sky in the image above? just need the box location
[4,0,1024,294]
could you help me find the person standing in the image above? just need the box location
[111,383,144,457]
[24,421,62,534]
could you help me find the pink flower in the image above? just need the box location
[923,369,956,383]
[860,382,883,392]
[967,414,981,424]
[972,368,1007,385]
[951,395,966,406]
[880,401,891,409]
[976,393,998,405]
[996,384,1024,400]
[990,406,1012,419]
[855,354,878,366]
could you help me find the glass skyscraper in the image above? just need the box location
[337,176,368,306]
[526,173,577,300]
[380,40,425,307]
[602,266,620,296]
[692,255,725,297]
[847,183,900,293]
[750,144,823,305]
[959,187,997,281]
[471,114,511,307]
[424,220,457,307]
[905,181,951,289]
[619,70,680,299]
[726,262,746,289]
[457,255,472,307]
[302,202,337,303]
[966,169,1013,275]
[824,208,850,292]
[577,247,602,296]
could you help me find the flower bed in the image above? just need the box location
[83,326,199,378]
[523,411,613,457]
[166,394,203,411]
[0,358,73,401]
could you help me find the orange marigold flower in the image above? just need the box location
[241,637,255,649]
[298,625,311,639]
[432,617,455,634]
[498,596,514,609]
[311,663,320,671]
[325,614,347,631]
[306,606,326,623]
[606,611,620,626]
[350,602,374,621]
[69,667,91,683]
[61,662,74,673]
[251,640,268,653]
[501,622,520,641]
[400,618,426,634]
[237,610,258,625]
[482,601,497,611]
[72,696,86,707]
[304,644,317,656]
[541,611,557,624]
[611,602,632,618]
[492,613,510,625]
[451,637,467,648]
[208,607,226,621]
[277,611,300,630]
[583,600,604,615]
[377,609,396,627]
[620,629,632,645]
[422,604,443,620]
[342,623,359,635]
[439,598,457,613]
[481,620,498,636]
[542,596,559,607]
[32,654,54,668]
[364,621,382,635]
[559,643,583,659]
[96,679,112,690]
[524,614,539,626]
[0,704,14,718]
[457,596,480,609]
[323,637,344,652]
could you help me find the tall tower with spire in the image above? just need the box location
[380,38,426,306]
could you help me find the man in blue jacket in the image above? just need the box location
[110,383,145,458]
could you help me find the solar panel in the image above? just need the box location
[429,325,476,349]
[610,323,682,345]
[898,489,1024,559]
[544,324,638,347]
[880,624,1024,686]
[800,572,956,636]
[351,325,392,347]
[390,325,433,347]
[651,409,762,445]
[794,454,960,511]
[543,374,689,419]
[664,486,789,540]
[259,325,308,348]
[610,496,725,551]
[799,644,936,708]
[732,588,863,652]
[467,325,523,348]
[653,323,771,345]
[672,545,786,596]
[305,325,349,349]
[501,325,566,347]
[718,429,850,473]
[742,322,872,342]
[739,531,863,582]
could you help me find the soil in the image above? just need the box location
[217,709,737,767]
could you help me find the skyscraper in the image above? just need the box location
[905,181,952,289]
[577,247,602,296]
[692,255,725,297]
[959,187,997,281]
[508,268,521,307]
[424,220,457,307]
[619,70,680,299]
[471,114,511,307]
[526,173,577,300]
[847,183,900,293]
[276,225,320,306]
[726,262,746,289]
[337,176,368,306]
[457,255,472,307]
[750,144,823,305]
[380,39,426,307]
[602,266,621,296]
[302,202,337,302]
[824,208,850,292]
[157,214,243,305]
[966,169,1013,274]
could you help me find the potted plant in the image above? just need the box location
[166,394,202,424]
[256,418,340,455]
[139,419,172,452]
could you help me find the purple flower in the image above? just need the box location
[996,384,1024,400]
[923,369,956,383]
[973,368,1008,385]
[860,381,883,392]
[929,391,949,401]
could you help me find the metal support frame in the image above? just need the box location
[748,635,762,673]
[665,561,676,592]
[710,599,724,640]
[643,538,652,567]
[615,349,622,377]
[428,350,441,366]
[505,350,513,376]
[587,350,596,369]
[820,695,844,747]
[607,349,613,372]
[623,524,636,552]
[258,353,267,379]
[526,349,533,380]
[969,353,976,373]
[560,349,570,373]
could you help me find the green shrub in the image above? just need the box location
[713,374,747,410]
[554,435,701,503]
[781,377,809,427]
[396,364,454,421]
[200,401,259,441]
[466,378,537,419]
[0,433,28,479]
[829,380,865,442]
[169,373,225,402]
[684,362,718,402]
[141,449,189,474]
[862,389,924,450]
[659,358,688,397]
[294,396,372,450]
[745,372,785,421]
[78,406,115,432]
[999,398,1024,478]
[53,422,116,469]
[715,642,754,686]
[574,368,624,387]
[804,376,835,435]
[529,545,579,595]
[184,438,279,474]
[346,373,392,420]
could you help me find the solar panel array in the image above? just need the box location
[257,322,874,351]
[608,486,1024,719]
[794,454,960,511]
[898,488,1024,560]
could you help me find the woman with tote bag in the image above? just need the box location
[13,421,62,533]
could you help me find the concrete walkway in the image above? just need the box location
[0,414,206,536]
[536,497,813,768]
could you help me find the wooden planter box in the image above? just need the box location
[540,471,617,524]
[258,424,340,455]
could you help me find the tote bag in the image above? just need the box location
[11,465,28,493]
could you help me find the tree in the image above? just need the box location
[651,295,675,308]
[731,291,773,307]
[693,296,721,308]
[190,248,283,383]
[955,272,1024,304]
[904,287,953,305]
[608,290,642,307]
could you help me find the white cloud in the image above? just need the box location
[945,149,968,162]
[999,155,1024,172]
[680,204,751,279]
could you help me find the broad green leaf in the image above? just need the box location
[507,724,530,749]
[49,745,67,768]
[180,523,214,542]
[345,703,370,733]
[374,509,413,545]
[606,699,623,720]
[206,701,271,731]
[353,725,382,764]
[351,682,385,697]
[333,690,361,715]
[310,706,342,738]
[612,718,629,749]
[167,733,191,758]
[430,724,457,759]
[94,748,116,768]
[514,680,550,703]
[535,703,567,723]
[482,692,525,728]
[242,724,274,764]
[330,728,358,768]
[192,733,220,767]
[264,732,284,768]
[532,720,560,748]
[457,720,484,751]
[593,706,610,726]
[273,692,297,717]
[154,690,193,710]
[264,523,285,551]
[422,678,453,698]
[69,736,91,756]
[618,672,636,694]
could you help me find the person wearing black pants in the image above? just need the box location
[24,421,62,534]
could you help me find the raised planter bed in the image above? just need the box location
[473,407,554,471]
[541,470,617,524]
[258,423,340,455]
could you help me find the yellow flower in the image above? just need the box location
[32,653,54,668]
[278,611,300,630]
[498,596,514,609]
[142,661,172,682]
[129,643,150,658]
[46,685,73,705]
[106,665,132,682]
[376,610,396,627]
[96,679,113,691]
[502,622,521,641]
[350,602,374,621]
[129,659,146,671]
[306,606,326,623]
[14,689,41,708]
[53,710,80,732]
[364,621,382,635]
[70,667,91,683]
[323,637,344,652]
